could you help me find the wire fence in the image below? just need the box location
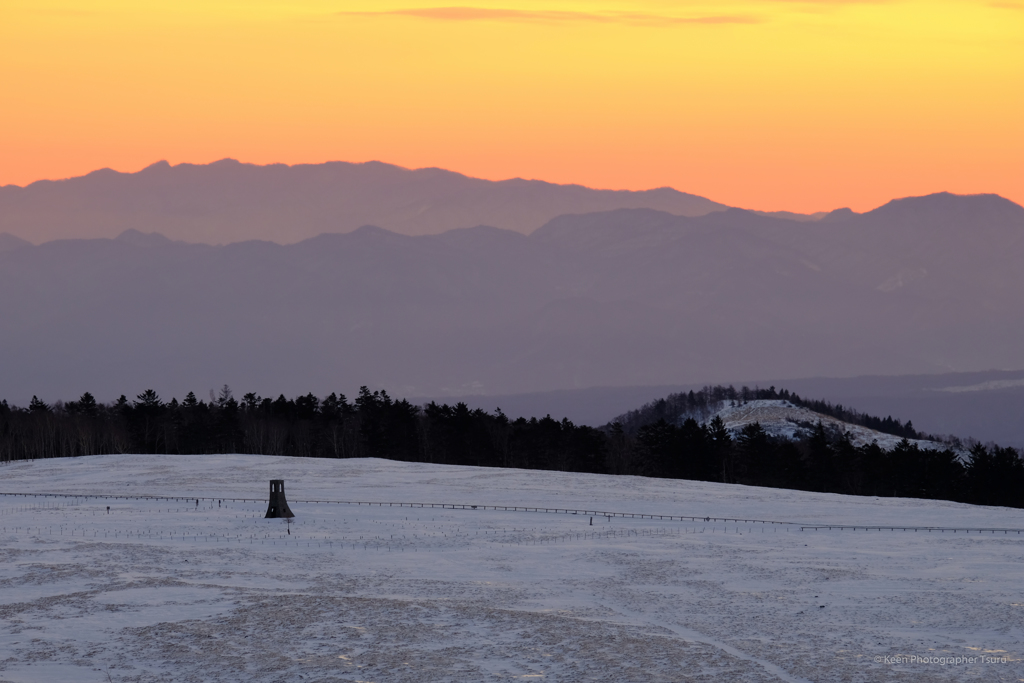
[2,491,1022,534]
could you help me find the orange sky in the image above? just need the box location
[1,1,1021,212]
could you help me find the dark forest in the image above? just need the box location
[2,385,1021,510]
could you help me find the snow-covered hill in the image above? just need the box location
[0,454,1020,682]
[706,399,950,451]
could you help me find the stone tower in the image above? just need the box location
[264,479,295,518]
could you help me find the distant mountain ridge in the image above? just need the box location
[1,190,1021,410]
[0,159,727,244]
[0,232,31,252]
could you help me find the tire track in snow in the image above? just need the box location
[599,598,813,683]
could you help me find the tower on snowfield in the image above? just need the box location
[265,480,295,518]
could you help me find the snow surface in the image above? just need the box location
[705,400,949,452]
[1,454,1022,682]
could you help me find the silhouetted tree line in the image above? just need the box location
[627,417,1022,508]
[0,387,606,475]
[1,385,1021,509]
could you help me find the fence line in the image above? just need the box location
[0,491,793,524]
[1,491,1022,534]
[799,525,1022,534]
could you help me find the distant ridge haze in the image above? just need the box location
[1,191,1021,409]
[0,159,729,245]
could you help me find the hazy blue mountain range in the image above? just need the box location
[0,159,727,244]
[1,191,1021,434]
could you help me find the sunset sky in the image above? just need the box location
[2,1,1021,212]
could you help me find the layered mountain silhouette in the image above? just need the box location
[0,159,726,244]
[1,190,1021,408]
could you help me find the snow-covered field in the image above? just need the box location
[1,454,1022,682]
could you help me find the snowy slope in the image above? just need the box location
[0,454,1021,682]
[702,399,950,451]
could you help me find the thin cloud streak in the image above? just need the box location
[336,7,760,26]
